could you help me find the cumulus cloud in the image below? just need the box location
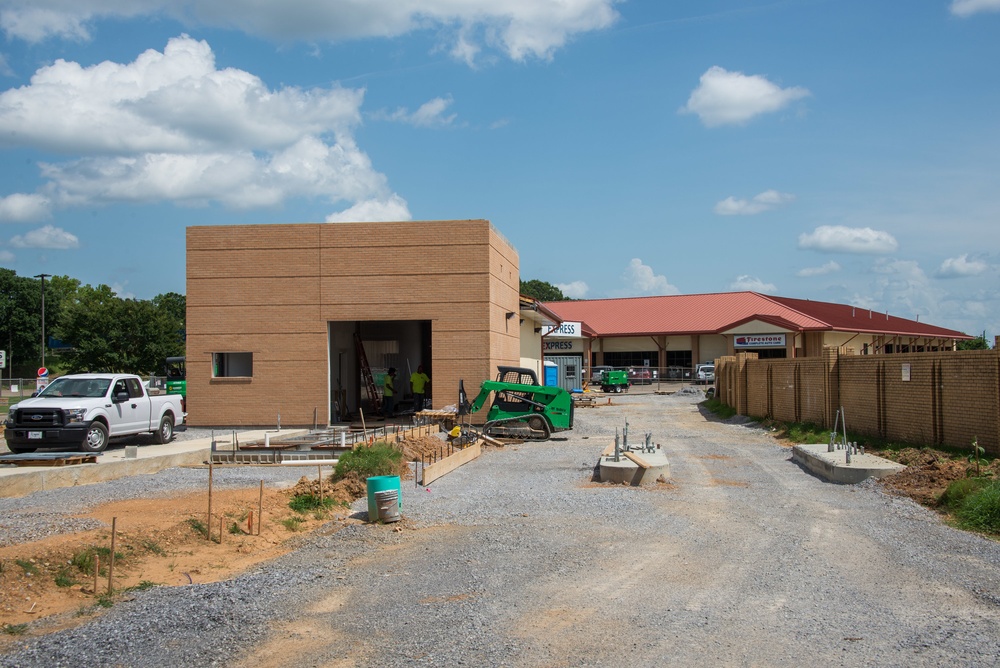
[556,280,589,299]
[950,0,1000,17]
[325,194,411,222]
[714,189,794,216]
[937,254,988,278]
[0,0,620,64]
[680,66,810,127]
[375,96,457,127]
[859,258,946,324]
[730,275,776,293]
[0,35,406,215]
[9,224,79,249]
[796,261,841,278]
[798,225,899,254]
[0,249,14,262]
[0,193,51,221]
[622,259,680,296]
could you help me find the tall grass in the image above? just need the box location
[333,441,402,481]
[949,480,1000,535]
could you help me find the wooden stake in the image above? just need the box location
[359,406,367,443]
[219,515,224,544]
[94,553,100,596]
[207,458,214,541]
[318,465,324,503]
[257,480,264,536]
[107,517,117,595]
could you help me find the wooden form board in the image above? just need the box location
[420,443,481,486]
[622,451,652,469]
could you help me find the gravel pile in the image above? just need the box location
[4,390,1000,667]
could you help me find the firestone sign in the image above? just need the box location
[541,321,583,338]
[734,334,786,348]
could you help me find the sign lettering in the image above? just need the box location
[734,334,786,348]
[541,321,582,338]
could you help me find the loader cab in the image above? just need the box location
[493,366,540,414]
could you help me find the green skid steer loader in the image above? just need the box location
[459,366,574,440]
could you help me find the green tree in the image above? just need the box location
[520,279,568,302]
[54,285,183,374]
[958,331,991,350]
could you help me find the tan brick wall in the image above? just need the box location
[718,348,1000,454]
[186,220,519,427]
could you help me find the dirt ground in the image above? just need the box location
[0,434,450,643]
[0,431,992,645]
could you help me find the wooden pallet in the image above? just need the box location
[0,452,99,467]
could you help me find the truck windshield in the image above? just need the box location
[37,378,111,398]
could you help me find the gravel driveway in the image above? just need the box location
[3,390,1000,667]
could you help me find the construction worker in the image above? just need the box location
[410,364,430,412]
[383,367,396,418]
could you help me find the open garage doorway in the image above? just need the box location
[328,320,432,423]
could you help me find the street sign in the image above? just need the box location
[38,367,48,377]
[0,350,5,369]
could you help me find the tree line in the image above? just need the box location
[0,269,185,378]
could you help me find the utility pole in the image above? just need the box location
[34,273,51,369]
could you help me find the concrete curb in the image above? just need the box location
[0,429,309,498]
[791,442,905,484]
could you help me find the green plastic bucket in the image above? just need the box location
[366,475,402,521]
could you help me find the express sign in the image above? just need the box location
[734,334,786,348]
[541,321,583,338]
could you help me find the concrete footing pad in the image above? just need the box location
[599,451,671,485]
[792,443,905,484]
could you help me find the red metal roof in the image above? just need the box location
[542,292,970,339]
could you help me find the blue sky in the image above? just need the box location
[0,0,998,338]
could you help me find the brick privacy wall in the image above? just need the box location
[186,220,520,427]
[718,348,1000,454]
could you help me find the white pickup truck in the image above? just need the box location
[4,373,185,454]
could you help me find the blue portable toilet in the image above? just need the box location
[543,360,558,387]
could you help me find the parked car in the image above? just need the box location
[628,367,653,385]
[696,364,715,385]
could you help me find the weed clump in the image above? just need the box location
[333,442,403,481]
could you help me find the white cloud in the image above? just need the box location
[0,54,13,77]
[0,249,14,262]
[621,258,680,296]
[937,254,989,278]
[556,280,589,299]
[110,282,135,299]
[325,194,411,222]
[376,96,457,127]
[859,258,946,324]
[680,66,810,127]
[730,275,776,293]
[798,225,899,254]
[0,35,403,213]
[9,224,79,249]
[714,189,794,215]
[796,261,841,278]
[0,1,621,64]
[0,193,51,221]
[950,0,1000,17]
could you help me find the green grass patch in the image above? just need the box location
[96,593,114,608]
[781,422,830,445]
[951,480,1000,535]
[289,493,337,514]
[939,477,994,511]
[141,539,166,556]
[2,623,29,636]
[281,517,304,532]
[15,559,39,576]
[701,398,736,420]
[54,569,77,588]
[186,518,208,538]
[123,580,159,593]
[71,546,123,575]
[333,441,402,481]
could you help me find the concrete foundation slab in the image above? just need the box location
[791,442,905,484]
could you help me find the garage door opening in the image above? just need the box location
[328,320,431,423]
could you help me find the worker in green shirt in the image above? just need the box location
[383,367,397,418]
[410,364,430,411]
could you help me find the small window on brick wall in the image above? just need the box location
[213,352,253,377]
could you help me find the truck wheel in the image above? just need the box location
[82,422,109,453]
[153,414,174,444]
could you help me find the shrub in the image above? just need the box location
[333,442,402,481]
